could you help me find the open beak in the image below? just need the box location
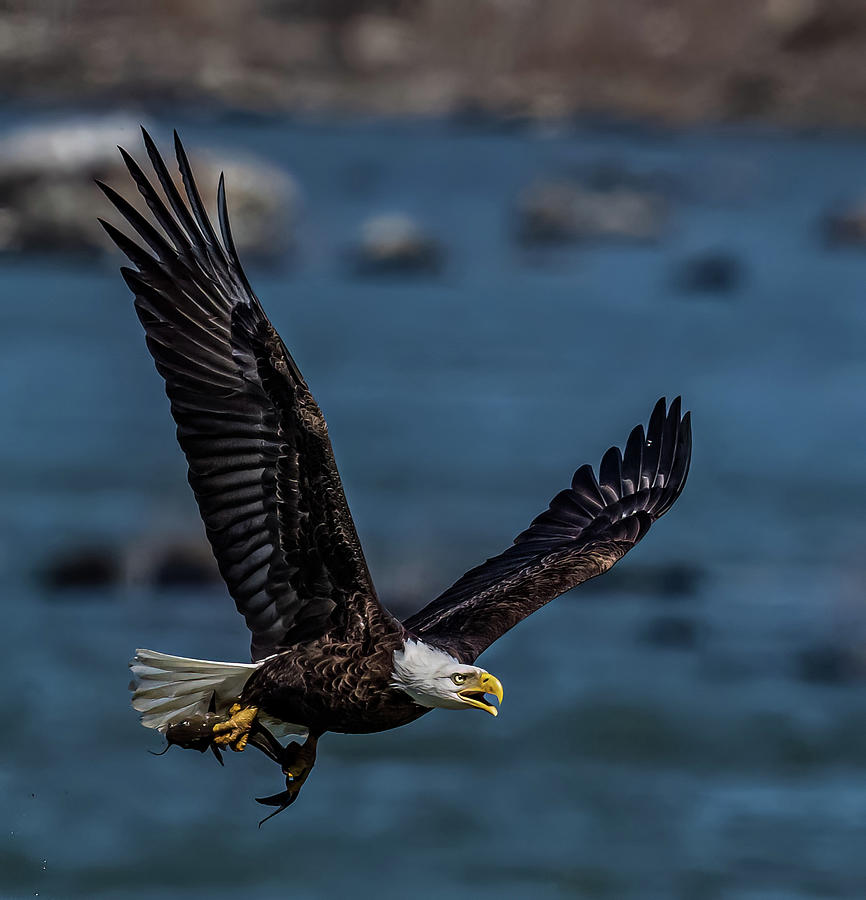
[458,671,504,716]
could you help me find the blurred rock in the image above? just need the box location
[583,561,703,598]
[40,545,121,591]
[674,251,745,294]
[765,0,819,33]
[515,174,667,246]
[40,535,220,592]
[822,201,866,248]
[348,212,443,275]
[723,72,779,119]
[767,0,859,53]
[638,614,700,649]
[344,13,418,72]
[796,643,863,684]
[125,537,221,589]
[0,116,298,260]
[447,99,533,133]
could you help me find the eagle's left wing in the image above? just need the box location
[403,398,691,662]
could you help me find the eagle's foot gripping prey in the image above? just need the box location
[212,704,258,752]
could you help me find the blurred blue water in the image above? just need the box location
[3,115,866,898]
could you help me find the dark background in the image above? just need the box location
[3,3,866,898]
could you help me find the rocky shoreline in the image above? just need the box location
[0,116,297,257]
[7,1,866,128]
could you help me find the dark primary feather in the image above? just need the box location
[101,129,390,661]
[403,398,692,662]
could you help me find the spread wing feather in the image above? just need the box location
[403,398,691,662]
[101,129,389,661]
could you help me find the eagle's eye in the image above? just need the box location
[451,673,467,685]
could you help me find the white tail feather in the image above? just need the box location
[129,648,308,739]
[129,649,258,731]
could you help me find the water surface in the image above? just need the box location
[2,114,866,898]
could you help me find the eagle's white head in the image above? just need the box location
[390,640,504,716]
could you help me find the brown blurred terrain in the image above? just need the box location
[6,0,866,126]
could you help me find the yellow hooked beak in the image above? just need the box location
[457,671,504,717]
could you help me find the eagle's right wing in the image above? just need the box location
[403,398,691,662]
[101,130,390,661]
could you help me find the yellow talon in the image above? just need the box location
[212,704,258,751]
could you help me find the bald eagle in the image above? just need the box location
[101,130,692,822]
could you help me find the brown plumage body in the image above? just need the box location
[243,627,429,735]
